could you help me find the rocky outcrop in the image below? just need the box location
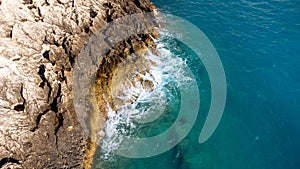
[0,0,156,168]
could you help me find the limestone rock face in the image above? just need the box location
[0,0,155,168]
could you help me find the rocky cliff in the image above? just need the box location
[0,0,156,168]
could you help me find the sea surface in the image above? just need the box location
[93,0,300,168]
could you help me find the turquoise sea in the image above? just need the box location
[94,0,300,168]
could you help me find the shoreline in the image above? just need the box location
[0,0,158,168]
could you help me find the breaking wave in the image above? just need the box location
[98,31,195,161]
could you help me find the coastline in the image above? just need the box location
[0,0,158,168]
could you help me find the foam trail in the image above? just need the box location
[98,32,194,160]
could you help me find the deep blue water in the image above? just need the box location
[151,0,300,168]
[94,0,300,168]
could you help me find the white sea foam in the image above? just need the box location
[99,33,193,160]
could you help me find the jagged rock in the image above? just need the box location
[0,0,156,168]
